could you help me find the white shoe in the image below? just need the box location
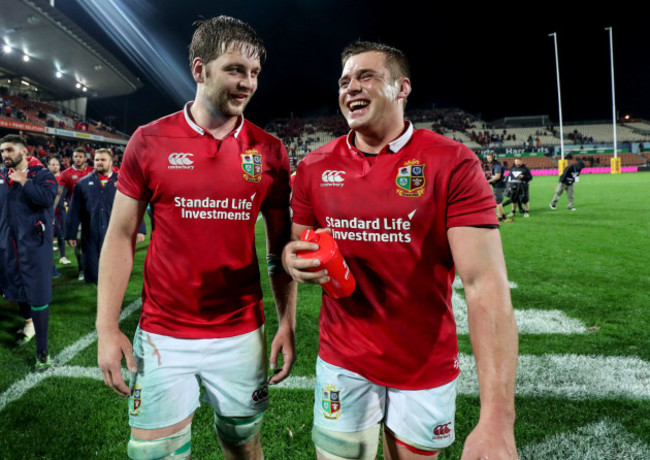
[59,257,71,265]
[53,246,58,251]
[524,212,530,218]
[78,272,85,281]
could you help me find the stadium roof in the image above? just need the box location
[0,0,142,100]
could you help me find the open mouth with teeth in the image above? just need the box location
[348,100,370,112]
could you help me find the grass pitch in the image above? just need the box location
[0,172,648,459]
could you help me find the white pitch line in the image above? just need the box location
[0,299,141,413]
[34,350,650,402]
[518,418,650,460]
[452,285,586,335]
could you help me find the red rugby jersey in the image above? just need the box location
[292,123,497,389]
[59,164,94,200]
[118,104,290,338]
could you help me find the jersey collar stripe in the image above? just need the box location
[345,121,414,154]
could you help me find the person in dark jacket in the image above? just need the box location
[65,149,145,284]
[0,134,58,371]
[550,159,585,211]
[504,156,533,218]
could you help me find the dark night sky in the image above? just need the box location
[55,1,650,135]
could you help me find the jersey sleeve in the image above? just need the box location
[446,146,498,228]
[261,141,291,210]
[290,159,318,227]
[116,127,152,202]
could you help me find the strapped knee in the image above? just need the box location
[312,424,380,460]
[214,412,263,447]
[127,424,191,460]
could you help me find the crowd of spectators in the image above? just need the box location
[0,89,124,140]
[567,129,594,144]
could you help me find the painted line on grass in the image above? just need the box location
[517,418,650,460]
[29,351,650,401]
[452,280,587,335]
[0,299,141,413]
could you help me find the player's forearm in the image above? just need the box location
[96,230,135,334]
[465,275,518,423]
[269,272,297,329]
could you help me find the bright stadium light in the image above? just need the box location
[22,54,30,62]
[2,44,11,53]
[76,0,194,106]
[76,82,81,88]
[82,86,88,92]
[56,71,62,78]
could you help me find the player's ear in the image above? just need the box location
[397,77,411,101]
[192,57,205,83]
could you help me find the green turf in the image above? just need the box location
[1,172,649,458]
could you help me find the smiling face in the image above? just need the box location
[194,45,261,119]
[338,51,410,136]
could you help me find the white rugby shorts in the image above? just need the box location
[128,325,269,429]
[313,356,457,450]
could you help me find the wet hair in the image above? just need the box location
[341,41,410,81]
[189,15,266,69]
[1,134,27,148]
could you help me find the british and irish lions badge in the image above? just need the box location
[241,149,263,183]
[322,385,341,420]
[396,160,425,197]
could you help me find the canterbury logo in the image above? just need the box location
[433,422,452,436]
[168,153,194,166]
[321,170,346,183]
[252,385,269,402]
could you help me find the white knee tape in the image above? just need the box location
[127,424,191,460]
[214,412,263,446]
[312,424,380,460]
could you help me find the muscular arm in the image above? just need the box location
[262,206,298,384]
[448,226,518,459]
[96,191,148,397]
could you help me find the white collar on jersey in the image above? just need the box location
[346,121,414,153]
[183,101,245,139]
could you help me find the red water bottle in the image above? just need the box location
[297,229,356,299]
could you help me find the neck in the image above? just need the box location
[354,120,405,154]
[190,98,239,140]
[74,164,86,171]
[14,159,28,171]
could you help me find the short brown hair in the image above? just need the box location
[341,41,410,81]
[1,134,27,148]
[189,16,266,69]
[94,148,112,159]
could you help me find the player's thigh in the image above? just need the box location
[313,357,385,459]
[129,327,202,430]
[313,356,385,432]
[199,325,270,417]
[384,377,458,453]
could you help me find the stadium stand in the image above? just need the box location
[268,108,650,170]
